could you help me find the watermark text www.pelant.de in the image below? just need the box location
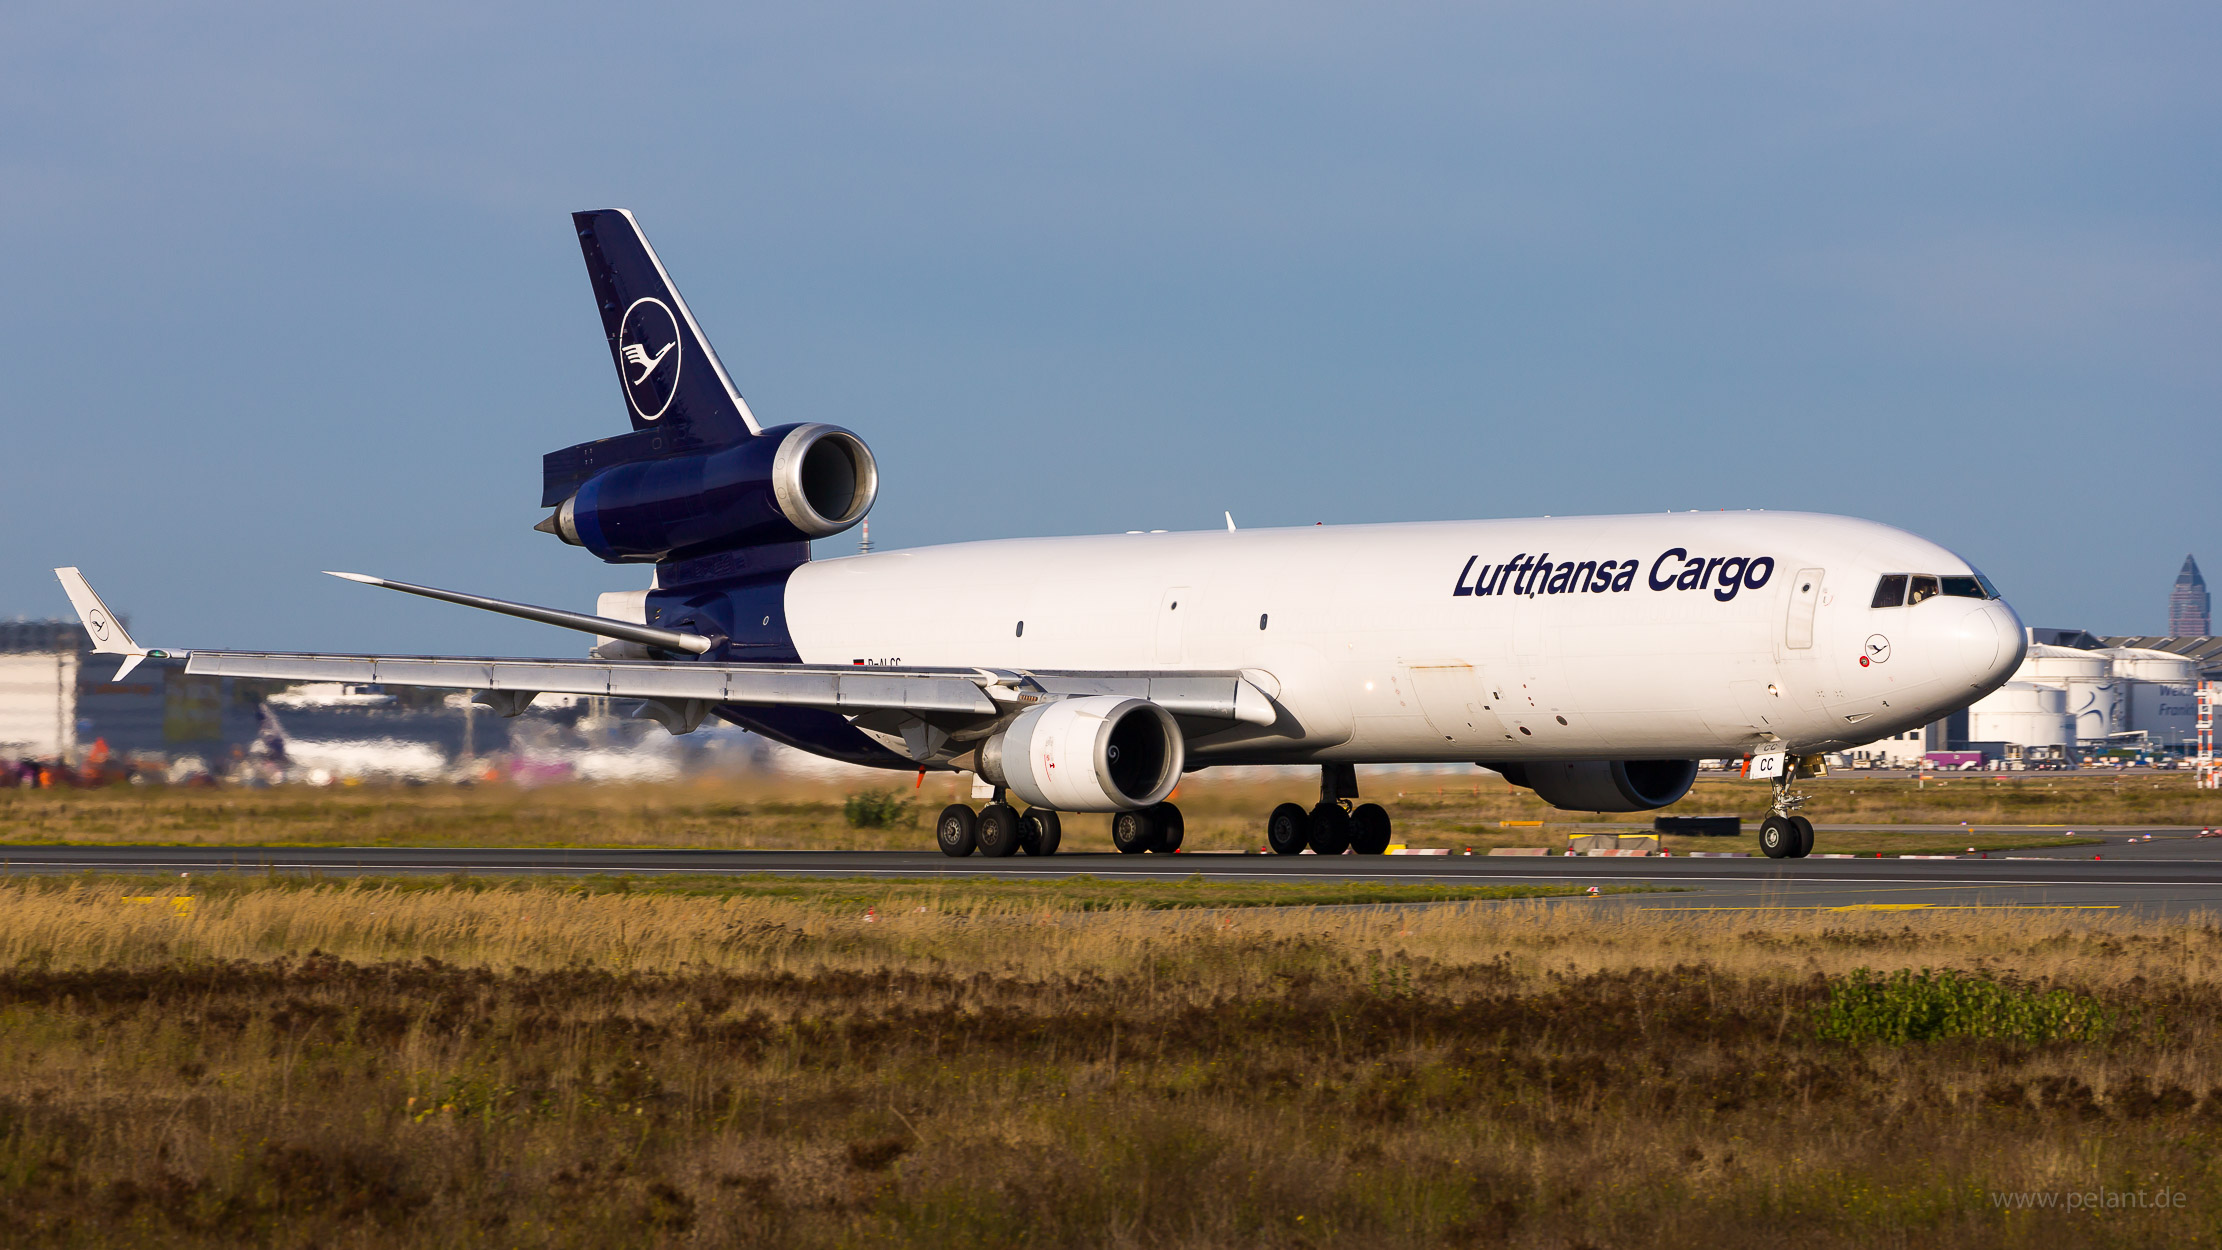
[1991,1188,2188,1212]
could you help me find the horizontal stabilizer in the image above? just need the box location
[324,571,715,656]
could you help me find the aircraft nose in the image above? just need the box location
[1950,599,2025,692]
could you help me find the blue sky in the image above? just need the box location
[3,2,2216,654]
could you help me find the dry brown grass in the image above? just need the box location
[2,770,2210,856]
[1,880,2218,1246]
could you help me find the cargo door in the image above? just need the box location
[1784,569,1824,650]
[1409,664,1508,745]
[1154,587,1191,664]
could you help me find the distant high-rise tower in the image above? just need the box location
[2171,555,2210,636]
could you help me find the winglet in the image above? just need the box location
[52,568,163,681]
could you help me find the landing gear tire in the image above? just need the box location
[1111,808,1161,854]
[1759,814,1798,859]
[1154,803,1185,852]
[1267,803,1310,855]
[977,803,1023,857]
[936,804,979,858]
[1308,802,1353,856]
[1790,814,1815,859]
[1020,809,1062,856]
[1350,803,1392,855]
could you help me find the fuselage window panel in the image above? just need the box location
[1871,574,1907,608]
[1940,576,1985,599]
[1907,575,1941,605]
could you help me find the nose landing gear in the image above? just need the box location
[1758,759,1820,859]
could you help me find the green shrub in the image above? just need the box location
[1815,967,2117,1045]
[843,790,915,829]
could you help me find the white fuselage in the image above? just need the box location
[782,511,2025,766]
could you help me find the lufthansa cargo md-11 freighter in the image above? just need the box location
[57,210,2025,859]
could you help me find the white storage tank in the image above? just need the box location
[2103,647,2198,682]
[2005,644,2116,744]
[2020,644,2111,680]
[1966,681,2074,750]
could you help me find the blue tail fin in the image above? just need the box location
[572,209,759,446]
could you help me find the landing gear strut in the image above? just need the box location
[1758,765,1816,859]
[1268,765,1394,855]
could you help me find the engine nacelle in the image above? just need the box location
[978,696,1183,813]
[546,423,877,562]
[1489,759,1698,813]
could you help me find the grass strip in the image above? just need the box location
[2,869,1661,910]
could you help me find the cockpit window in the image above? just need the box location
[1875,571,1999,606]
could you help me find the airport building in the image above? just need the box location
[0,616,784,783]
[0,618,255,765]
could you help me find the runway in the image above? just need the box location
[9,828,2222,914]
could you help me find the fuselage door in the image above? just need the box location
[1785,568,1825,650]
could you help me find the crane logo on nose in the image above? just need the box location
[1862,634,1891,667]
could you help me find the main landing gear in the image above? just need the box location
[1268,764,1394,856]
[935,790,1190,857]
[1758,763,1816,859]
[936,797,1063,859]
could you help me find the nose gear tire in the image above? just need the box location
[1790,814,1815,858]
[1759,814,1797,859]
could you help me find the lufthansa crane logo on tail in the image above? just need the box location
[617,297,681,421]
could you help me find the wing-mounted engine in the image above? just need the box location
[974,695,1185,813]
[537,422,877,563]
[1489,759,1698,813]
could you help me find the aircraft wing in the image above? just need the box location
[184,650,1278,732]
[57,566,1277,751]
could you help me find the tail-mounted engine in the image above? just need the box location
[976,696,1184,813]
[537,422,877,563]
[1488,759,1698,813]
